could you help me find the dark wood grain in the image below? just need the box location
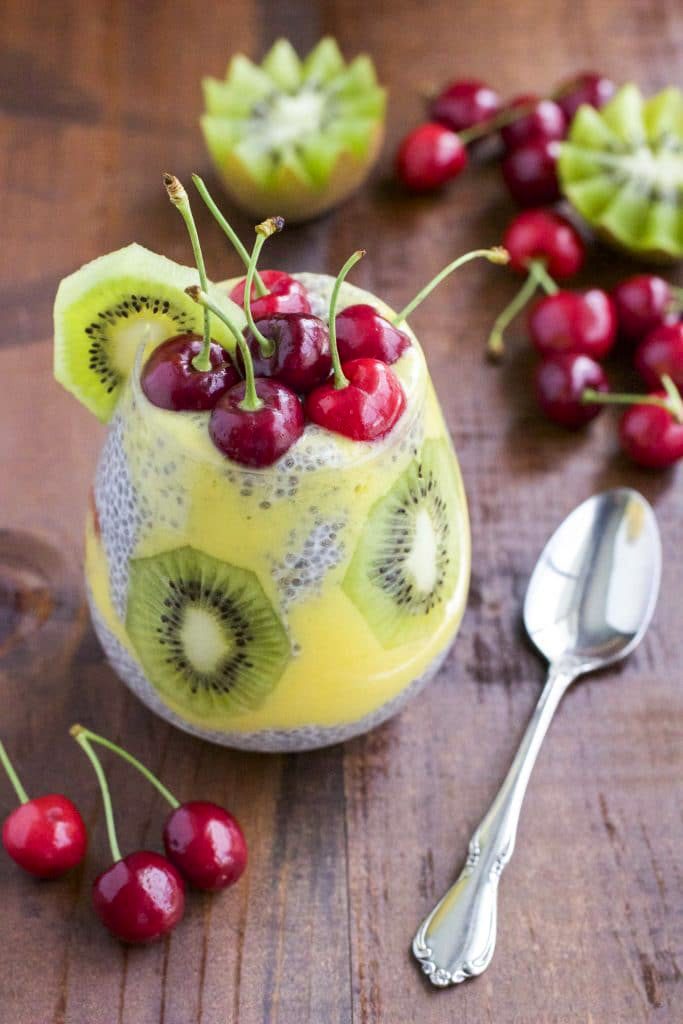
[1,1,682,1021]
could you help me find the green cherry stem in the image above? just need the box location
[582,374,683,424]
[393,246,510,327]
[164,173,212,372]
[529,259,559,296]
[71,725,180,810]
[191,174,267,297]
[0,740,29,805]
[487,259,557,359]
[186,286,263,412]
[70,726,122,863]
[244,218,285,357]
[458,98,542,146]
[328,249,366,389]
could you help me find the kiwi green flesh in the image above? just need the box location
[342,439,460,650]
[559,84,683,259]
[202,38,385,190]
[126,547,291,721]
[53,244,243,422]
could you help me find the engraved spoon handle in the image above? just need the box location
[413,661,579,986]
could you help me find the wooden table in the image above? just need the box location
[1,1,682,1021]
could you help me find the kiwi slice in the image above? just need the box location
[126,546,290,721]
[54,243,244,422]
[558,84,683,261]
[201,37,386,222]
[343,439,462,649]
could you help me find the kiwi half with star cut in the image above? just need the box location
[558,84,683,261]
[54,243,245,422]
[201,37,386,222]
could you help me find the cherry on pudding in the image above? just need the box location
[229,270,312,318]
[335,305,411,364]
[210,378,304,467]
[528,289,617,360]
[163,801,247,891]
[307,357,406,441]
[240,313,331,392]
[141,333,239,411]
[396,123,468,191]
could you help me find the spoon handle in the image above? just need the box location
[412,661,577,986]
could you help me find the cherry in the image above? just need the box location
[503,210,585,278]
[395,123,468,192]
[210,378,304,466]
[582,373,683,467]
[612,274,679,344]
[500,95,567,151]
[163,801,247,892]
[0,740,87,879]
[93,851,185,944]
[307,357,406,441]
[528,289,617,360]
[141,334,239,411]
[229,270,312,318]
[430,79,501,133]
[555,71,616,122]
[240,313,331,392]
[619,400,683,468]
[501,138,561,206]
[535,352,608,428]
[335,305,411,364]
[635,323,683,390]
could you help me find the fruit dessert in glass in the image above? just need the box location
[53,174,507,751]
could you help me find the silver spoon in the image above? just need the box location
[413,488,661,987]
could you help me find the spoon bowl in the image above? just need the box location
[523,488,661,670]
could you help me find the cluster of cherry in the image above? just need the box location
[490,209,683,468]
[1,728,246,944]
[394,71,615,205]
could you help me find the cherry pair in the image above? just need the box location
[71,726,246,944]
[395,71,615,203]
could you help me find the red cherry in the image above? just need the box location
[528,289,617,360]
[2,795,87,879]
[229,270,311,318]
[92,851,185,944]
[240,313,331,393]
[430,79,501,133]
[501,138,561,206]
[535,352,608,428]
[395,123,468,192]
[501,95,567,151]
[335,304,411,364]
[209,378,304,467]
[306,358,406,441]
[504,210,585,278]
[163,801,247,892]
[556,71,616,122]
[141,334,239,411]
[612,274,677,343]
[634,323,683,390]
[619,395,683,468]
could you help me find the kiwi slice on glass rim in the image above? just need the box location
[201,37,386,222]
[558,84,683,261]
[343,437,463,649]
[53,243,244,422]
[126,546,291,723]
